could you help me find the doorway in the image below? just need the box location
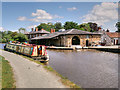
[72,36,80,45]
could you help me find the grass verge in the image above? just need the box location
[0,55,2,89]
[0,55,15,88]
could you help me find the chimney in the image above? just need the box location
[50,29,53,33]
[98,27,101,31]
[32,28,34,31]
[35,27,38,32]
[41,28,44,30]
[53,29,55,32]
[50,28,55,33]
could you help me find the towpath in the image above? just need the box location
[0,50,66,88]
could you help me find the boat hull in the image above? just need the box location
[4,43,49,62]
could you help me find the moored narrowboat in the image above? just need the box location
[4,43,49,62]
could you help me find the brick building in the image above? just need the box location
[30,29,101,47]
[98,29,120,45]
[106,32,120,45]
[25,28,50,39]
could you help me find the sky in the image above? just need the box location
[0,1,119,32]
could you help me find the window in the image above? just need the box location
[86,35,89,38]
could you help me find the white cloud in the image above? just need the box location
[59,6,62,8]
[30,9,63,22]
[0,27,6,31]
[31,9,53,19]
[17,9,63,23]
[67,7,77,11]
[17,16,27,21]
[53,15,64,19]
[83,2,118,26]
[27,25,37,29]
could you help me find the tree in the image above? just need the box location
[78,23,91,32]
[115,22,120,32]
[14,33,28,42]
[54,22,63,31]
[37,23,54,32]
[10,32,18,38]
[88,22,98,32]
[18,28,26,34]
[7,31,12,34]
[0,30,28,43]
[4,34,12,42]
[64,21,78,30]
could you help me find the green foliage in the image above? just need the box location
[116,22,120,32]
[78,23,92,32]
[14,33,28,42]
[36,22,99,32]
[54,22,63,31]
[37,23,54,32]
[7,31,12,35]
[18,27,26,33]
[64,21,78,30]
[10,32,18,38]
[0,30,28,43]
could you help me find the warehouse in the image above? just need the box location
[30,29,101,47]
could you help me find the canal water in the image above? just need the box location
[47,49,118,88]
[1,44,118,88]
[0,43,5,49]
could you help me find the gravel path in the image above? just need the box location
[0,50,66,88]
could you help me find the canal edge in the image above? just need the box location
[1,49,81,89]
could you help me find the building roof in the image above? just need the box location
[25,30,50,35]
[106,32,120,38]
[31,29,101,40]
[24,32,30,34]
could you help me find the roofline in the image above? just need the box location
[31,33,101,40]
[105,32,120,38]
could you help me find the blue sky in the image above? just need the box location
[1,1,119,32]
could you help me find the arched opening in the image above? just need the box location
[72,36,80,45]
[86,40,89,46]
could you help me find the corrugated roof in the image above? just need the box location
[31,29,101,40]
[106,32,120,38]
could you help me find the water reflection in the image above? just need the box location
[47,49,118,88]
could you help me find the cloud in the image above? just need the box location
[67,7,77,11]
[53,15,64,19]
[59,6,62,8]
[31,9,53,19]
[0,27,6,31]
[17,9,63,23]
[17,16,27,21]
[27,25,37,29]
[30,9,63,22]
[83,2,118,25]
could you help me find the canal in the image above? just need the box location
[1,44,118,88]
[47,49,118,88]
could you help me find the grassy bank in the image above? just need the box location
[0,55,15,88]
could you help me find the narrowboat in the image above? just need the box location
[4,43,49,62]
